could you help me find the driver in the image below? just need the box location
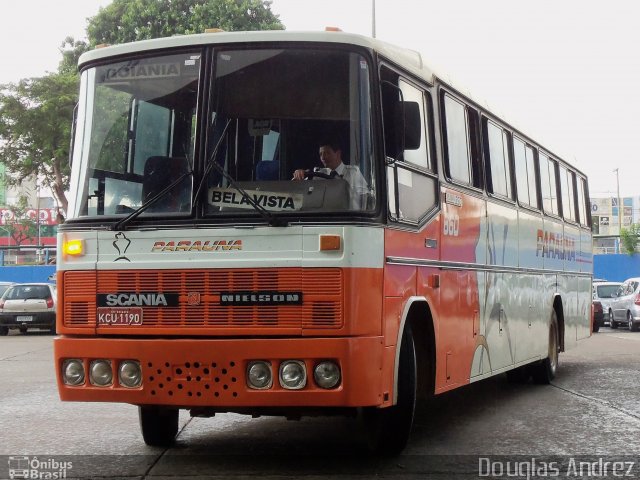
[292,142,368,201]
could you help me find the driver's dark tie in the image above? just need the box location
[330,170,342,178]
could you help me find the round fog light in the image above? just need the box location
[119,360,142,388]
[63,359,85,386]
[279,360,307,390]
[313,361,341,389]
[247,361,273,389]
[90,359,113,386]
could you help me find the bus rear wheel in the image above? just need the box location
[362,325,417,455]
[531,311,559,384]
[139,406,179,447]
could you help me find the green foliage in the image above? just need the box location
[620,223,640,255]
[0,73,77,212]
[86,0,284,46]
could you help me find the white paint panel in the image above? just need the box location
[486,202,518,267]
[58,226,384,271]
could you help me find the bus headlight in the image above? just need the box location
[62,359,85,386]
[247,361,272,389]
[90,360,113,386]
[118,360,142,388]
[279,360,306,390]
[313,361,341,389]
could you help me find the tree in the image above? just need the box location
[0,72,77,213]
[86,0,283,46]
[620,224,640,255]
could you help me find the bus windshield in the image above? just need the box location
[67,47,376,221]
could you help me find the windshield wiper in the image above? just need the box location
[111,169,193,231]
[196,119,288,227]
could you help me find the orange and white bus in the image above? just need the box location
[55,30,593,453]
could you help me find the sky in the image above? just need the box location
[1,0,639,198]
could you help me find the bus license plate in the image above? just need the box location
[97,307,143,326]
[17,316,33,322]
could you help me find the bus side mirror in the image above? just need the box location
[402,101,421,151]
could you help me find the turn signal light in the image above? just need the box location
[319,234,341,251]
[63,239,84,256]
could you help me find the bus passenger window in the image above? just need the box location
[513,137,538,209]
[443,94,471,184]
[559,165,576,221]
[539,153,559,215]
[484,119,512,198]
[577,176,589,227]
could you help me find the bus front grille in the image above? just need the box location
[62,268,343,331]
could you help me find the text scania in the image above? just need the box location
[107,293,167,307]
[152,239,242,252]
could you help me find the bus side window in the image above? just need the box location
[442,93,482,189]
[576,176,590,227]
[539,152,559,216]
[483,118,512,199]
[513,137,539,209]
[559,164,576,222]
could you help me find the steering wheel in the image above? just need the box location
[304,169,335,180]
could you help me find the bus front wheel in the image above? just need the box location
[362,325,417,455]
[139,406,179,447]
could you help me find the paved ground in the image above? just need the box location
[1,327,639,479]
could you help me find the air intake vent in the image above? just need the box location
[62,268,343,331]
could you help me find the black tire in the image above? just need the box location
[363,325,417,455]
[531,311,559,384]
[629,312,639,332]
[593,321,600,333]
[50,321,57,335]
[0,326,8,336]
[611,312,618,329]
[139,406,179,447]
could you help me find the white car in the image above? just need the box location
[592,281,622,326]
[0,283,57,335]
[609,278,640,331]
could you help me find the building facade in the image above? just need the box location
[591,196,639,254]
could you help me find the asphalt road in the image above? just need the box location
[1,327,639,479]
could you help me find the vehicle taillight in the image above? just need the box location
[635,294,640,306]
[46,297,54,308]
[594,302,603,313]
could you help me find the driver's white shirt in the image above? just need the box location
[316,162,368,195]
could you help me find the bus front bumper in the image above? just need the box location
[54,336,387,409]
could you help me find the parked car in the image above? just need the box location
[609,278,640,331]
[592,300,604,332]
[592,281,622,325]
[0,281,15,297]
[0,283,57,335]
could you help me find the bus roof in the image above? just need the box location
[78,30,434,83]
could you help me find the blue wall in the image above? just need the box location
[594,254,640,282]
[0,266,56,284]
